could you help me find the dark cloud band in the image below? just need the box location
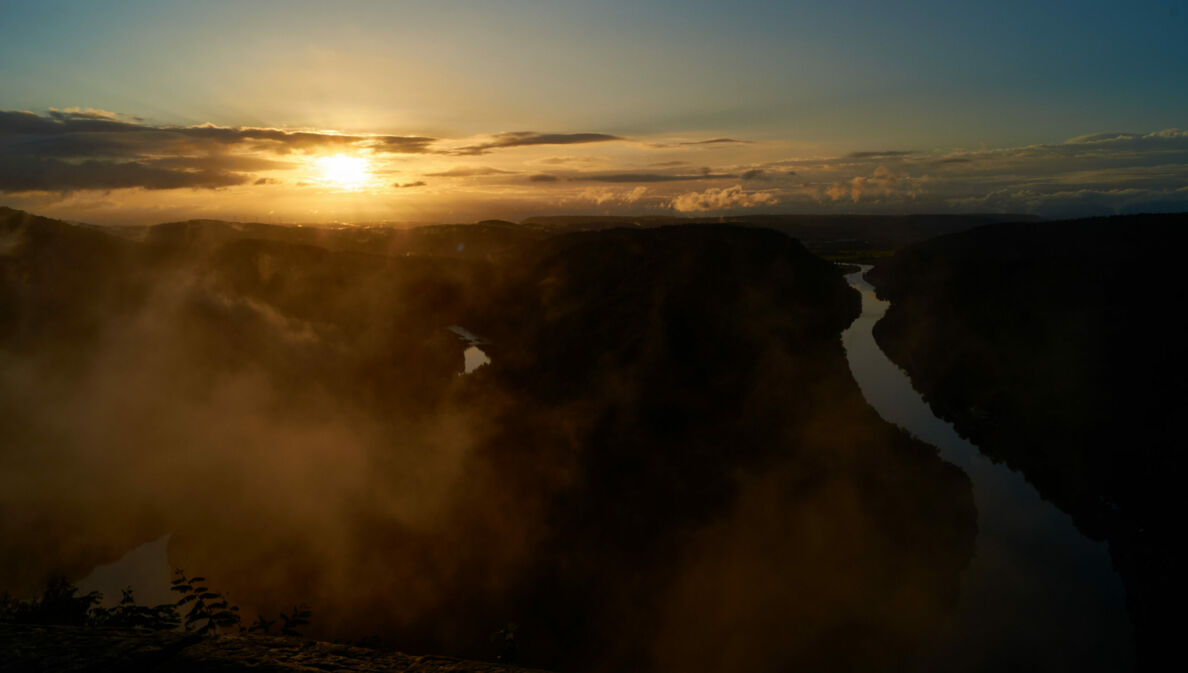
[0,156,248,192]
[453,131,624,155]
[0,109,438,193]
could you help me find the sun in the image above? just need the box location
[316,154,372,190]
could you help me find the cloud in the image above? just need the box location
[0,109,145,141]
[669,184,778,212]
[0,156,249,192]
[5,106,1185,220]
[825,166,922,202]
[574,186,649,205]
[50,107,143,123]
[623,185,648,203]
[576,187,617,205]
[844,150,916,160]
[539,155,602,165]
[646,138,753,148]
[573,171,735,183]
[453,131,624,155]
[422,166,516,177]
[1063,129,1188,146]
[145,155,290,172]
[374,136,437,154]
[681,138,752,145]
[157,124,434,155]
[519,169,738,184]
[0,109,440,193]
[394,181,427,188]
[707,128,1188,217]
[948,186,1188,218]
[0,110,437,156]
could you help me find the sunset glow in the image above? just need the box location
[316,154,372,191]
[0,2,1183,225]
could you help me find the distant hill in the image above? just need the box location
[520,213,1041,263]
[867,213,1188,670]
[55,210,1035,264]
[130,217,549,259]
[0,206,146,353]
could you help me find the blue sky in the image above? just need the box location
[1,0,1185,222]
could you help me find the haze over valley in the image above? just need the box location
[1,2,1184,671]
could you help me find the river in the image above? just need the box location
[840,265,1134,671]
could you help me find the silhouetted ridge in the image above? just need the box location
[867,213,1188,670]
[518,213,1041,263]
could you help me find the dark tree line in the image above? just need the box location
[1,571,310,638]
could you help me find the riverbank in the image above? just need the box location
[841,264,1133,672]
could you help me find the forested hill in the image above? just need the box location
[2,207,976,672]
[867,213,1188,670]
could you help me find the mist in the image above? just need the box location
[0,207,976,671]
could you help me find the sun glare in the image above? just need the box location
[317,154,372,190]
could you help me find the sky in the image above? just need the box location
[1,0,1185,224]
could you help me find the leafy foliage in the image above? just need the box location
[93,587,180,630]
[247,614,276,634]
[0,577,102,626]
[490,622,518,664]
[168,570,313,639]
[279,606,312,637]
[1,570,313,642]
[0,578,180,630]
[170,569,241,635]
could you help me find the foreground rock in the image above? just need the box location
[0,624,549,673]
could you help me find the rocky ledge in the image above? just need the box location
[0,624,549,673]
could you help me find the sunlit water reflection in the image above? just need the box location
[449,325,491,374]
[841,265,1133,672]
